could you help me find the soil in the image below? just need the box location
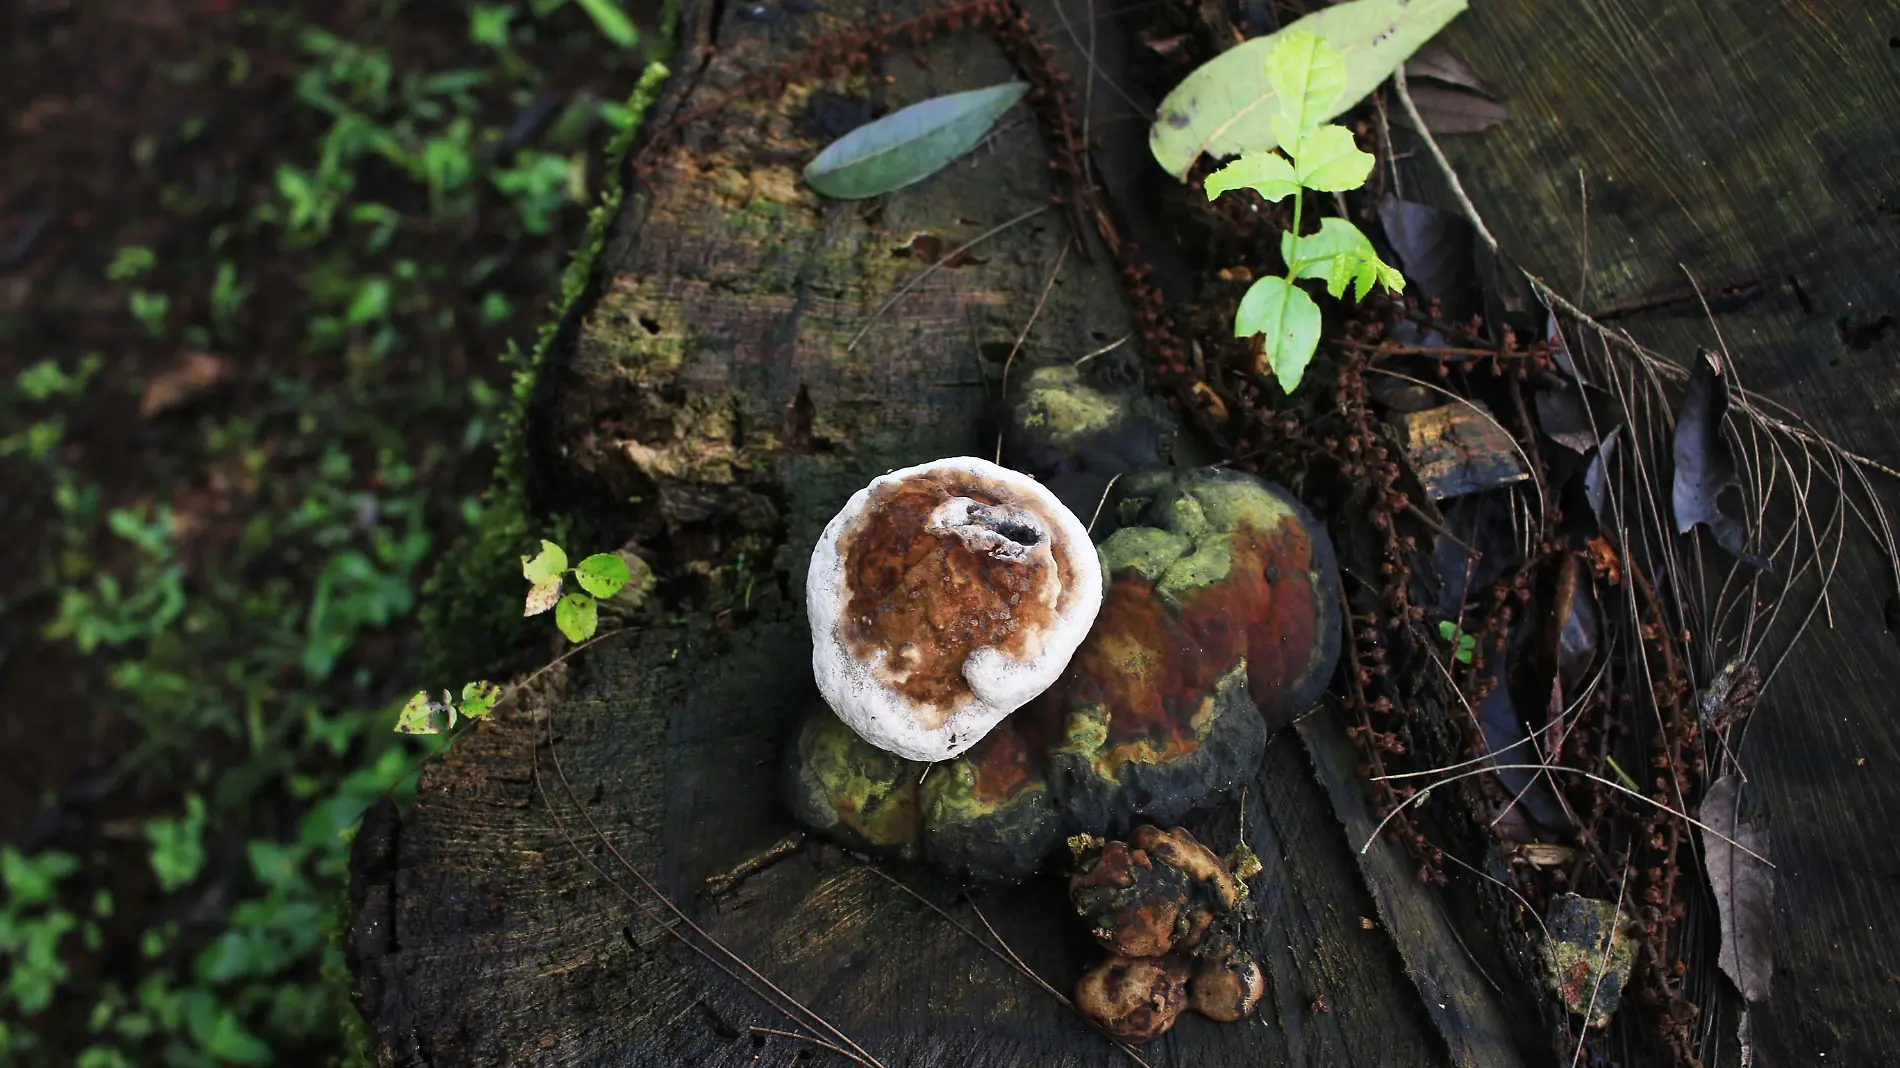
[0,0,656,1060]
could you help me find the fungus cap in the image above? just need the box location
[808,457,1103,762]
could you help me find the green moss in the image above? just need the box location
[1164,492,1209,541]
[788,713,921,855]
[1016,366,1125,450]
[1096,526,1191,583]
[1184,476,1297,533]
[416,61,671,685]
[1154,539,1236,608]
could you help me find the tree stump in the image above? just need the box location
[348,0,1900,1065]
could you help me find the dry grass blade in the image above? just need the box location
[997,238,1073,463]
[1571,858,1634,1067]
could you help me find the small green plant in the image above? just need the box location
[394,541,630,735]
[128,288,172,338]
[521,539,631,642]
[106,246,156,280]
[1204,32,1404,394]
[1438,620,1476,664]
[1,848,83,1018]
[145,795,209,894]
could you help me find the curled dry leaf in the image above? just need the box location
[1700,774,1774,1002]
[1671,350,1767,567]
[1403,44,1493,94]
[1389,81,1509,135]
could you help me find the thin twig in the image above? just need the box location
[997,238,1073,464]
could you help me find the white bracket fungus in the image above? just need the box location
[807,457,1103,761]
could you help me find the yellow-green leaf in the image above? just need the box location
[554,592,598,642]
[521,539,567,583]
[459,680,504,721]
[524,576,562,616]
[1290,125,1375,192]
[574,552,631,598]
[1281,218,1405,301]
[1205,151,1300,203]
[396,691,446,735]
[1150,0,1470,179]
[573,0,638,49]
[1234,276,1322,394]
[1266,32,1348,149]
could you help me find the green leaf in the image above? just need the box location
[145,795,207,893]
[1280,218,1404,301]
[1289,125,1374,192]
[1234,276,1322,394]
[554,592,598,642]
[573,552,631,598]
[1,848,79,906]
[805,82,1031,200]
[524,576,562,616]
[573,0,637,48]
[1150,0,1470,179]
[1266,32,1348,148]
[459,680,504,721]
[395,691,447,734]
[521,539,567,583]
[1438,620,1476,663]
[1204,151,1300,203]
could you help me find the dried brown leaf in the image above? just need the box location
[1403,44,1493,94]
[140,351,233,418]
[1700,774,1774,1002]
[1391,82,1509,135]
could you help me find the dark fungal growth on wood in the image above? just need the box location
[1068,826,1264,1041]
[1045,467,1343,836]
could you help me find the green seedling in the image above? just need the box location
[520,539,630,642]
[395,542,629,735]
[1204,32,1404,394]
[1437,619,1476,664]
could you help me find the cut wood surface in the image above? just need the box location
[349,0,1465,1063]
[348,0,1900,1065]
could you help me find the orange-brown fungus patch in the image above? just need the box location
[1053,515,1324,765]
[962,714,1045,803]
[1186,516,1324,722]
[839,472,1070,726]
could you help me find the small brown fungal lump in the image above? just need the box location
[1068,825,1263,1042]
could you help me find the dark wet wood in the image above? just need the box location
[1431,3,1900,1063]
[346,0,1481,1064]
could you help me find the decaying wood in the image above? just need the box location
[348,0,1469,1064]
[350,0,1900,1065]
[1416,4,1900,1062]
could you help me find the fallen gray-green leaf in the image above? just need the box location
[1150,0,1469,179]
[805,82,1030,200]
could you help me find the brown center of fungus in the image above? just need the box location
[836,471,1075,728]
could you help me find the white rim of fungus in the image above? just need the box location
[807,456,1103,762]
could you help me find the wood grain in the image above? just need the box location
[1432,2,1900,1061]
